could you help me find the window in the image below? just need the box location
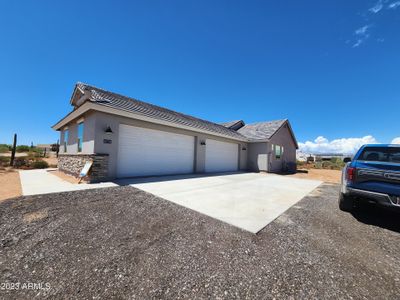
[63,129,69,152]
[359,147,400,163]
[77,122,84,152]
[275,145,282,159]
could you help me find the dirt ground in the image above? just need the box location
[0,169,22,202]
[289,169,342,184]
[0,152,27,157]
[42,157,58,167]
[48,170,81,184]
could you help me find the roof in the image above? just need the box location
[75,83,246,140]
[220,120,243,128]
[238,119,299,148]
[238,119,287,140]
[54,82,297,146]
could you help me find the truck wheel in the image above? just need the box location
[339,193,354,212]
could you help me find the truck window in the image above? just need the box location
[358,147,400,163]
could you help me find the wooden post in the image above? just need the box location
[10,134,17,167]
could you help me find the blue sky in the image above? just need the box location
[0,1,399,153]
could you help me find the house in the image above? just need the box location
[52,83,298,181]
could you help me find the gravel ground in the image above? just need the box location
[0,183,399,299]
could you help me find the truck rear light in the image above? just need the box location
[347,167,356,182]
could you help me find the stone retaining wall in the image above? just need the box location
[58,154,109,182]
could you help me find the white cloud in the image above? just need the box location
[355,25,370,35]
[352,25,371,47]
[299,136,378,155]
[353,39,364,48]
[392,137,400,144]
[369,0,384,13]
[388,1,400,9]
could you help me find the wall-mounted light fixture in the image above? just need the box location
[200,141,206,145]
[242,147,247,151]
[104,126,113,134]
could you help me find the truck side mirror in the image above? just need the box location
[343,157,351,163]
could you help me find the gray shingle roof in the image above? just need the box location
[77,83,247,140]
[220,120,243,128]
[237,119,287,141]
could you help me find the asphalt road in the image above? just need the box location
[0,183,399,299]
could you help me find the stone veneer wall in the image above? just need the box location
[58,154,109,182]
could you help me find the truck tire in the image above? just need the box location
[339,193,354,212]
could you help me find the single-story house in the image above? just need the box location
[52,83,298,181]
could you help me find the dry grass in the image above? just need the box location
[0,168,22,202]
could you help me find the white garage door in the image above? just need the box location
[205,139,239,173]
[117,125,195,178]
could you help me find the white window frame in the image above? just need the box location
[275,145,282,160]
[63,129,69,153]
[77,121,84,153]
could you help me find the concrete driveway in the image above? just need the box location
[118,173,322,233]
[19,169,117,196]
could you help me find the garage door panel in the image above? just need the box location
[205,139,238,173]
[117,125,194,177]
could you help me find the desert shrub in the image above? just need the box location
[25,152,37,160]
[296,160,306,167]
[0,144,10,153]
[322,161,334,169]
[314,162,323,169]
[31,160,49,169]
[30,147,44,155]
[0,156,10,166]
[16,145,30,153]
[13,157,27,167]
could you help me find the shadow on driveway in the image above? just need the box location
[113,171,246,185]
[351,203,400,233]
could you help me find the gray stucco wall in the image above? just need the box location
[239,143,248,171]
[56,109,296,178]
[247,142,268,172]
[246,124,297,173]
[59,112,96,155]
[268,123,297,172]
[87,111,248,178]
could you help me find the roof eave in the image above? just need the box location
[52,101,93,130]
[248,139,270,143]
[52,102,248,142]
